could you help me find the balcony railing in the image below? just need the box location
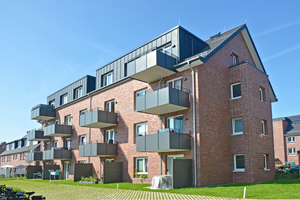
[128,50,177,83]
[42,148,72,160]
[27,129,51,141]
[44,124,73,137]
[136,128,191,152]
[80,108,118,128]
[26,151,43,161]
[79,140,118,157]
[136,84,190,115]
[31,104,56,121]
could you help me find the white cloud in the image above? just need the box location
[263,43,300,62]
[255,20,300,38]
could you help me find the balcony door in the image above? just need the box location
[167,155,184,176]
[167,78,182,90]
[65,139,70,150]
[106,100,115,112]
[64,161,69,180]
[167,115,183,133]
[106,130,114,144]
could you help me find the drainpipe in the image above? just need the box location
[88,94,92,164]
[158,78,163,175]
[188,61,197,188]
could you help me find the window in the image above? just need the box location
[261,120,266,135]
[135,157,148,175]
[259,88,264,101]
[74,87,83,99]
[232,54,237,65]
[231,83,241,99]
[80,135,86,145]
[65,139,71,150]
[167,77,182,90]
[264,154,270,171]
[60,94,68,105]
[49,100,55,108]
[102,72,114,87]
[106,159,114,162]
[6,145,9,151]
[232,117,243,135]
[288,137,295,144]
[106,100,115,112]
[54,141,58,148]
[167,115,183,133]
[136,89,148,97]
[136,122,148,136]
[234,154,245,172]
[288,148,296,155]
[78,161,86,164]
[65,115,72,125]
[80,109,87,115]
[106,130,115,144]
[18,141,21,148]
[20,153,22,161]
[46,142,50,150]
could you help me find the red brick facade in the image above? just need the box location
[36,30,275,187]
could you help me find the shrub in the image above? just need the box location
[81,176,85,181]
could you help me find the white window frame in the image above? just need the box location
[264,154,270,171]
[106,129,115,143]
[79,161,86,164]
[65,115,72,125]
[232,55,237,65]
[233,154,245,172]
[262,120,266,135]
[288,136,295,144]
[80,135,86,145]
[136,122,148,136]
[259,88,264,101]
[288,148,296,155]
[80,109,87,115]
[167,77,182,90]
[231,82,241,100]
[135,157,148,175]
[103,72,114,86]
[167,114,183,133]
[74,87,82,99]
[54,141,58,148]
[65,138,71,150]
[61,94,68,105]
[232,117,243,135]
[49,100,55,108]
[136,89,148,98]
[106,100,115,112]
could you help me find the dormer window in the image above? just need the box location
[60,94,68,105]
[102,72,114,87]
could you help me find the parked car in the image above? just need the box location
[289,165,299,174]
[275,168,284,174]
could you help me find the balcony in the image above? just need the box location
[26,152,43,161]
[127,50,177,83]
[136,129,191,152]
[44,124,72,137]
[136,86,190,115]
[31,104,56,121]
[27,129,51,141]
[80,108,118,128]
[43,148,72,160]
[79,141,118,157]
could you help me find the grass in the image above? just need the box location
[1,177,300,199]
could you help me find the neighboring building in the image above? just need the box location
[0,136,40,168]
[29,24,277,187]
[0,142,6,155]
[273,115,300,166]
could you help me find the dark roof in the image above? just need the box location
[0,143,40,156]
[274,115,300,136]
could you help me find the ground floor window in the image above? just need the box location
[288,148,296,155]
[264,154,270,171]
[234,154,245,172]
[135,157,148,177]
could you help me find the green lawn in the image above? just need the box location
[1,178,300,199]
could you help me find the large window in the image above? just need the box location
[288,148,296,155]
[106,100,115,112]
[231,82,241,99]
[135,157,148,175]
[102,72,114,87]
[234,154,245,172]
[288,136,295,144]
[65,115,72,125]
[60,94,68,105]
[167,77,182,90]
[167,115,183,133]
[232,117,243,135]
[74,87,82,99]
[106,130,115,143]
[136,122,148,136]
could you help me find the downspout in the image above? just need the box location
[158,78,163,175]
[88,94,92,164]
[188,61,197,188]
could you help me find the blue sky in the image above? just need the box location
[0,1,299,142]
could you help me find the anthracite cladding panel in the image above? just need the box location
[47,75,95,108]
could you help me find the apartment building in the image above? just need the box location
[0,136,40,168]
[273,115,300,166]
[29,24,277,187]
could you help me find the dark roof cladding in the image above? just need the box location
[0,143,40,156]
[274,115,300,136]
